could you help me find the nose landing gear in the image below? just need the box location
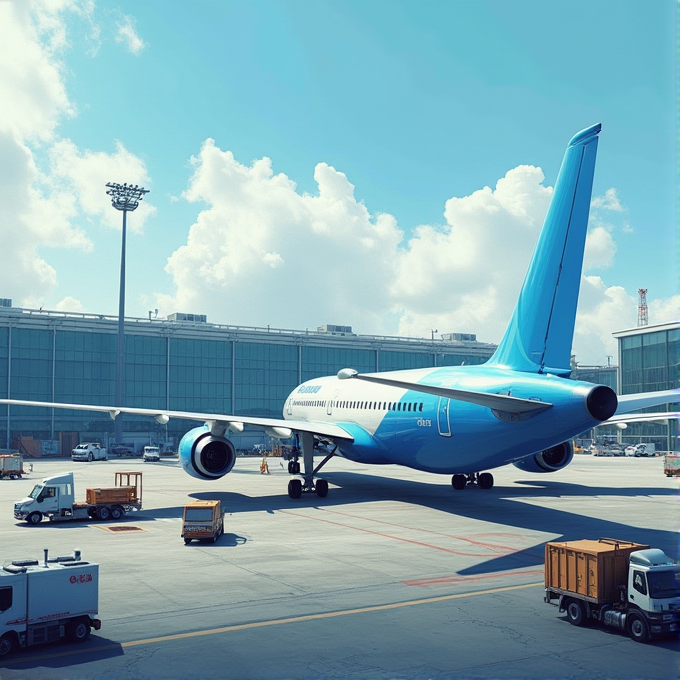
[451,472,494,490]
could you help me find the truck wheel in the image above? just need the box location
[97,506,111,521]
[627,613,650,642]
[184,538,192,545]
[110,506,124,520]
[27,511,43,525]
[0,633,16,657]
[67,618,91,642]
[565,599,587,626]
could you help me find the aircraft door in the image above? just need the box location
[437,397,451,437]
[327,391,339,416]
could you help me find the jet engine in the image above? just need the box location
[179,426,237,480]
[512,441,574,474]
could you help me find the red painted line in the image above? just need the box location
[317,507,526,555]
[280,509,519,557]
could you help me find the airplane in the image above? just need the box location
[2,124,678,499]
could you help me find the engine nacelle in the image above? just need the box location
[512,441,574,474]
[179,426,237,480]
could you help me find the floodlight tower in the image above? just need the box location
[106,182,149,444]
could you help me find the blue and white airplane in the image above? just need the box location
[3,124,677,498]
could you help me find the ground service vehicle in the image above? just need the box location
[664,454,680,477]
[71,443,107,462]
[0,548,101,658]
[142,445,161,462]
[545,538,680,642]
[0,454,25,479]
[14,471,142,524]
[181,500,224,544]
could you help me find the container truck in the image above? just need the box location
[14,471,142,524]
[0,548,100,658]
[544,538,680,642]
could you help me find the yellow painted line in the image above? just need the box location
[4,581,542,665]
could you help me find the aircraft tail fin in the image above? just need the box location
[487,124,601,375]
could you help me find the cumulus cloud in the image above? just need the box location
[0,1,152,308]
[158,140,402,331]
[591,187,624,212]
[115,15,145,55]
[159,143,676,366]
[55,296,86,313]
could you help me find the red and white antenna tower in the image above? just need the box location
[637,288,648,327]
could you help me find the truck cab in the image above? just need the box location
[14,473,75,524]
[181,500,224,544]
[626,549,680,640]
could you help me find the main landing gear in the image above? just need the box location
[451,472,494,490]
[286,432,335,499]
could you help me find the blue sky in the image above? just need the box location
[1,0,676,364]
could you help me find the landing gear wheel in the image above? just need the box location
[97,506,111,521]
[315,479,329,498]
[0,633,16,657]
[451,474,466,490]
[565,599,587,626]
[27,512,43,525]
[288,479,302,499]
[67,618,91,642]
[110,506,124,520]
[627,613,650,642]
[288,461,300,474]
[478,473,494,489]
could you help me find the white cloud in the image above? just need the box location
[115,15,145,55]
[160,142,677,367]
[0,1,152,309]
[55,296,86,313]
[591,187,624,212]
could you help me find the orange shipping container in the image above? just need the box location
[545,538,649,604]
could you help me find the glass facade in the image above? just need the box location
[0,309,497,453]
[616,323,680,451]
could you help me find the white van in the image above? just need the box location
[142,446,161,462]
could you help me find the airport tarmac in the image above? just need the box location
[0,453,678,680]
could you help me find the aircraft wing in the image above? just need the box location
[0,398,354,441]
[614,388,679,414]
[603,411,680,427]
[337,369,552,414]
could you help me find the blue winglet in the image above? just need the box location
[487,124,601,374]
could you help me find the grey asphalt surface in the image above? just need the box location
[0,453,677,679]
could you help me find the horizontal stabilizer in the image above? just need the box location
[337,369,552,414]
[614,388,680,415]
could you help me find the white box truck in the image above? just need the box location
[0,549,101,658]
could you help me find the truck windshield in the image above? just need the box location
[648,569,680,598]
[185,508,213,522]
[29,484,43,499]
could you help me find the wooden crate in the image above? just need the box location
[545,538,648,603]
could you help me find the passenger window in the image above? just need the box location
[0,586,12,612]
[633,570,647,596]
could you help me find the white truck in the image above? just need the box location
[545,538,680,642]
[71,443,107,462]
[0,548,101,658]
[14,471,143,524]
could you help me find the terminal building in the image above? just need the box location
[1,300,676,456]
[0,303,496,454]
